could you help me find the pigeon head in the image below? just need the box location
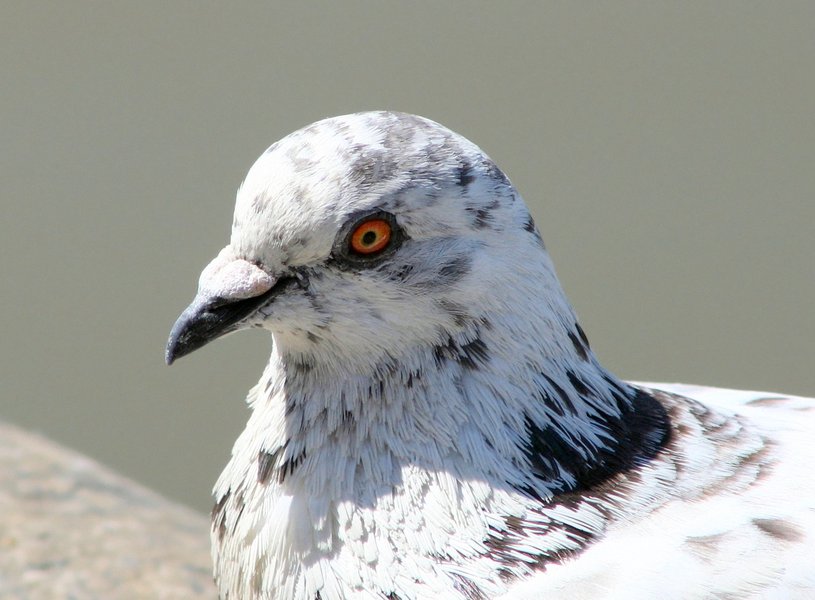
[167,111,574,373]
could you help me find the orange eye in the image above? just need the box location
[350,219,392,254]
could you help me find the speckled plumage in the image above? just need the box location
[167,112,815,599]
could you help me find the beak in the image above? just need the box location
[166,247,280,365]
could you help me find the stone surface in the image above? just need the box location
[0,421,216,599]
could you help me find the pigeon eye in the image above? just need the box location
[332,210,405,267]
[349,219,392,255]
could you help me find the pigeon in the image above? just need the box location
[166,112,815,600]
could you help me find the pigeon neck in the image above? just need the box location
[210,323,671,599]
[253,318,669,500]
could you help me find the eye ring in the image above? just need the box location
[350,219,392,255]
[331,210,406,268]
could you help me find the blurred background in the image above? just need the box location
[1,3,813,514]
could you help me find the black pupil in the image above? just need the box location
[361,230,378,246]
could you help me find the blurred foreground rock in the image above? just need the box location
[0,421,216,599]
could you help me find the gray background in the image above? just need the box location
[2,3,813,514]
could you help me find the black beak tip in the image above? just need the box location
[165,343,177,366]
[165,305,200,366]
[165,324,184,366]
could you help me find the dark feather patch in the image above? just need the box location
[465,204,494,228]
[566,370,591,397]
[434,336,490,370]
[257,450,277,485]
[457,161,475,187]
[452,575,489,600]
[438,255,473,284]
[482,158,511,186]
[212,489,231,543]
[472,208,492,228]
[485,520,584,575]
[523,216,537,233]
[539,390,566,417]
[753,518,804,543]
[278,453,306,483]
[489,384,672,573]
[258,445,306,485]
[435,299,472,328]
[523,214,544,246]
[520,418,576,499]
[567,330,589,361]
[541,373,577,416]
[522,383,671,497]
[575,322,590,348]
